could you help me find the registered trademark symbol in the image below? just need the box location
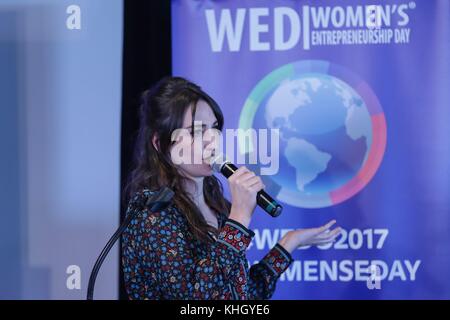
[409,2,416,9]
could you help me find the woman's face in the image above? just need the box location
[170,99,221,179]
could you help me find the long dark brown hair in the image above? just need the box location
[124,76,230,244]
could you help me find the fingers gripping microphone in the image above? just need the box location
[210,154,282,217]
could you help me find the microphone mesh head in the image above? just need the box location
[209,153,229,173]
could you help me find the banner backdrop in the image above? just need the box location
[172,0,450,299]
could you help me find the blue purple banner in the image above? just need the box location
[172,0,450,299]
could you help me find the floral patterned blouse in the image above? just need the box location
[121,189,293,300]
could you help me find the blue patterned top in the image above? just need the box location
[121,189,293,300]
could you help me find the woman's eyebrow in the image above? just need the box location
[184,121,218,129]
[183,124,204,130]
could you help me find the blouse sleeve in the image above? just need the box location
[121,190,256,300]
[247,243,293,300]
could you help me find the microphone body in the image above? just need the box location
[211,157,283,217]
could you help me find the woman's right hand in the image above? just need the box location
[227,166,265,228]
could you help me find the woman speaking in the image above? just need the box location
[121,76,341,300]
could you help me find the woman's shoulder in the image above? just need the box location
[128,187,159,205]
[128,187,169,209]
[126,187,185,225]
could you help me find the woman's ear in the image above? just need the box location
[152,133,160,151]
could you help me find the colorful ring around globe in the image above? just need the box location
[238,60,387,209]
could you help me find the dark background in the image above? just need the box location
[119,0,172,299]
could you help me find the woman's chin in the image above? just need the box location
[202,165,214,176]
[185,164,213,178]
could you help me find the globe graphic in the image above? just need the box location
[240,61,386,208]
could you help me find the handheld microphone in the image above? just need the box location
[210,154,282,217]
